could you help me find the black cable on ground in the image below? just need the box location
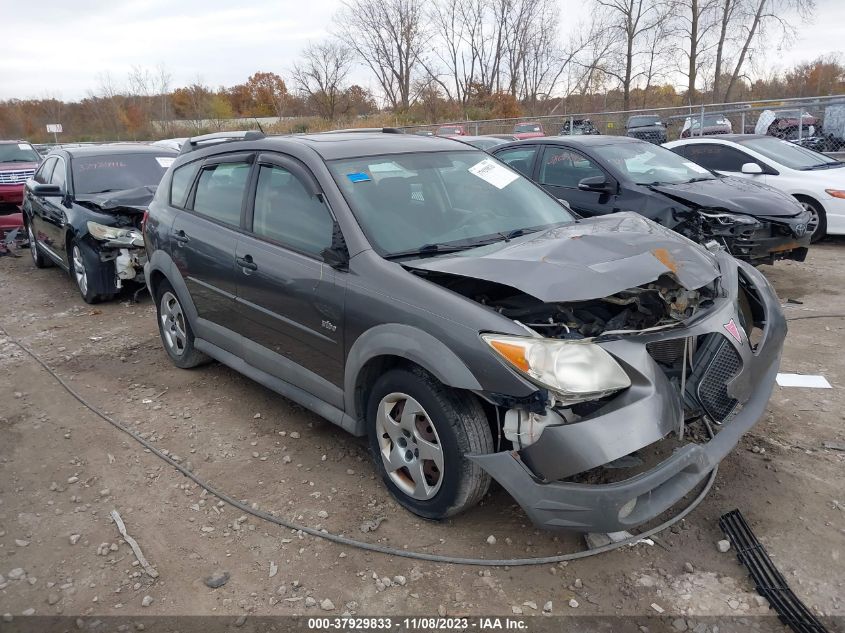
[785,313,845,321]
[1,325,717,566]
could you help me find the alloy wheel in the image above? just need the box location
[160,291,187,356]
[375,392,445,500]
[72,245,88,296]
[801,201,820,237]
[27,225,38,263]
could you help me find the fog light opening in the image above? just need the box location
[618,497,638,520]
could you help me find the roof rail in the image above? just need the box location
[179,130,266,155]
[320,127,405,135]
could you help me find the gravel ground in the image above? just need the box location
[1,240,843,631]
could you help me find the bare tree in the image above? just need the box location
[292,40,353,120]
[335,0,426,111]
[672,0,719,102]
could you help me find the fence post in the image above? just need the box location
[569,116,574,136]
[699,105,705,138]
[798,109,803,140]
[475,122,479,135]
[741,111,746,135]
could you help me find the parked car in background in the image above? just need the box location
[492,135,811,264]
[559,119,600,136]
[666,134,845,241]
[755,109,818,139]
[143,130,786,533]
[626,115,667,144]
[485,134,520,141]
[451,136,510,151]
[436,125,467,137]
[0,141,42,210]
[513,122,545,139]
[680,114,733,138]
[152,137,187,152]
[22,144,177,303]
[414,130,435,136]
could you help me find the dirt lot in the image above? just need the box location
[1,240,844,630]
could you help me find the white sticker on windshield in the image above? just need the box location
[18,143,30,151]
[468,158,519,189]
[683,161,710,174]
[156,156,175,168]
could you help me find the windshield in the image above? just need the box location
[515,123,542,132]
[437,126,462,135]
[594,142,717,185]
[72,153,175,195]
[628,116,661,128]
[0,143,40,163]
[328,151,576,257]
[737,136,840,170]
[691,115,729,128]
[463,137,507,150]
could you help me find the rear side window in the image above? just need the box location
[540,146,604,188]
[192,162,251,226]
[494,147,537,176]
[678,144,754,172]
[252,165,333,257]
[170,161,201,208]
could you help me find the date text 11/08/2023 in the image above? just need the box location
[306,617,529,630]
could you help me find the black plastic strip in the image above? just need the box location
[719,510,829,633]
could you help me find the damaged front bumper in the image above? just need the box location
[706,210,812,264]
[470,255,786,532]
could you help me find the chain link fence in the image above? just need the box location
[400,95,845,157]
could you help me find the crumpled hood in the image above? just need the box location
[406,213,721,303]
[651,176,803,218]
[75,185,157,214]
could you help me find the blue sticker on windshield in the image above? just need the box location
[347,172,371,183]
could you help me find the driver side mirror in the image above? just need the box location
[578,175,613,192]
[321,220,350,271]
[741,162,763,175]
[31,183,63,197]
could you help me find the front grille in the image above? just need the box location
[0,169,35,185]
[696,336,743,422]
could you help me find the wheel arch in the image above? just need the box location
[344,324,484,432]
[145,249,199,323]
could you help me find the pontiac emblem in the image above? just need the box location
[724,318,743,343]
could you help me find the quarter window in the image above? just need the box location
[494,147,537,176]
[192,162,251,226]
[252,164,333,258]
[50,158,66,190]
[34,157,56,184]
[539,146,605,188]
[170,161,201,208]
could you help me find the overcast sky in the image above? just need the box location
[1,0,843,102]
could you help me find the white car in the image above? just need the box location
[664,134,845,241]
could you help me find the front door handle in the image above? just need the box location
[236,255,258,271]
[173,230,190,245]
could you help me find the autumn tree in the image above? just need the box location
[292,41,353,120]
[244,72,288,117]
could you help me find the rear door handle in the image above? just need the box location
[236,255,258,271]
[173,230,190,245]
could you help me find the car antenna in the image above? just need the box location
[253,118,265,135]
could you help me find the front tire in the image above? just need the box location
[797,197,827,242]
[366,367,493,520]
[70,240,106,304]
[155,280,209,368]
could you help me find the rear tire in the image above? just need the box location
[155,279,209,369]
[26,222,50,269]
[366,366,493,520]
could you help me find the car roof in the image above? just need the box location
[62,144,177,157]
[279,132,476,160]
[0,140,32,145]
[501,135,644,147]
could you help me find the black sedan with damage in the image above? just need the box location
[492,135,812,265]
[22,144,176,303]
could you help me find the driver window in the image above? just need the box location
[49,158,67,190]
[540,147,603,188]
[35,157,57,184]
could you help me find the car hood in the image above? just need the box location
[75,185,157,214]
[649,176,803,217]
[405,213,720,303]
[0,161,39,172]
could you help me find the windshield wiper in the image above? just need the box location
[801,162,843,170]
[86,188,121,194]
[384,242,480,260]
[2,158,36,163]
[685,177,715,183]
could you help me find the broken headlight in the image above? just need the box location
[698,211,760,227]
[481,334,631,404]
[87,221,143,246]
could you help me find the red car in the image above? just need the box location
[0,141,41,209]
[513,122,545,139]
[436,125,467,137]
